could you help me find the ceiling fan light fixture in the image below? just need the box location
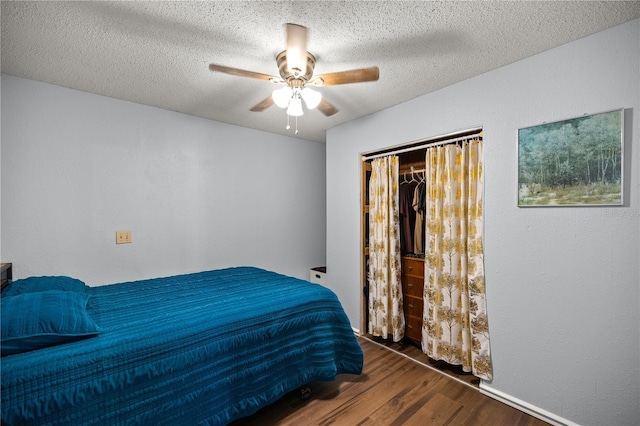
[287,94,304,116]
[301,87,322,109]
[272,86,292,108]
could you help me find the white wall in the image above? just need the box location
[1,76,326,285]
[326,19,639,426]
[0,74,3,262]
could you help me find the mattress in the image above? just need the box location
[1,266,363,425]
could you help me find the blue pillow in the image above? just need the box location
[3,276,87,297]
[1,290,100,356]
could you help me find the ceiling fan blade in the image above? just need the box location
[313,66,380,86]
[285,23,308,76]
[317,98,338,116]
[209,64,278,82]
[250,95,274,112]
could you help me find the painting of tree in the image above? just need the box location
[518,109,623,206]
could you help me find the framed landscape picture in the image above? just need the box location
[518,109,624,207]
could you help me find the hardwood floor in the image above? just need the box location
[362,334,481,388]
[231,337,549,425]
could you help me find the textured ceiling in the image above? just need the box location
[2,1,639,143]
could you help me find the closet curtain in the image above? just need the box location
[368,156,404,342]
[421,140,493,381]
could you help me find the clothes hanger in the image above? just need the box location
[408,166,419,184]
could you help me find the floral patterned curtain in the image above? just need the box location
[368,156,404,342]
[422,140,493,380]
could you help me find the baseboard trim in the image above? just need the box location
[479,383,578,426]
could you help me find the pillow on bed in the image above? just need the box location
[1,290,100,356]
[3,275,87,296]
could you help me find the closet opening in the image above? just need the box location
[360,126,486,387]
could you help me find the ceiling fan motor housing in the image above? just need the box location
[276,50,317,84]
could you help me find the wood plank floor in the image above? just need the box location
[362,334,481,388]
[231,337,549,425]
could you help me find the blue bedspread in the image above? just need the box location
[1,267,363,425]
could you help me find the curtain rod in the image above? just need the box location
[362,129,483,161]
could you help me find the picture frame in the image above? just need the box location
[518,109,624,207]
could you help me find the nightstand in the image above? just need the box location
[1,263,13,292]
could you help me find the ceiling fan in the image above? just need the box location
[209,23,379,123]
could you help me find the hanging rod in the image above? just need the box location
[400,167,426,174]
[362,128,483,161]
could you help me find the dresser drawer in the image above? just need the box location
[405,315,422,342]
[404,295,423,318]
[403,276,423,298]
[402,257,424,277]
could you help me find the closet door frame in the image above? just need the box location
[359,127,483,337]
[359,159,372,333]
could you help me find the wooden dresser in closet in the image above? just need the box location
[402,256,424,345]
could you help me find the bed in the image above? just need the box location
[1,266,363,425]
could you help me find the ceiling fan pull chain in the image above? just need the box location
[295,116,299,135]
[286,114,291,130]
